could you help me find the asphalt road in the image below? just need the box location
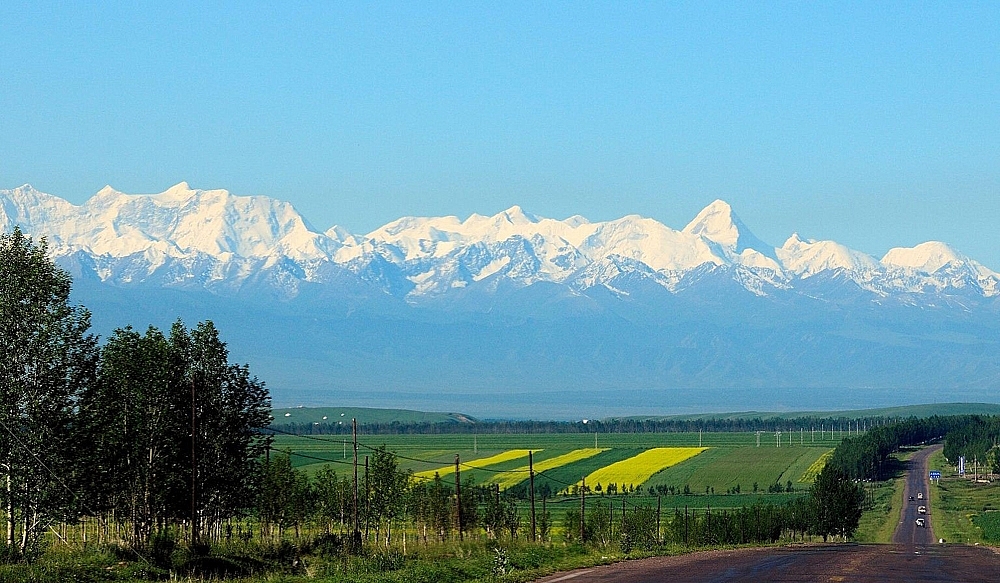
[892,444,940,545]
[533,445,1000,582]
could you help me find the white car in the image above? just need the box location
[917,492,923,500]
[916,518,925,527]
[918,506,927,514]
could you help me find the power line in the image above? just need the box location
[0,417,154,568]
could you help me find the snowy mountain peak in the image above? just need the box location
[784,233,804,247]
[683,199,740,247]
[497,205,538,225]
[682,199,777,264]
[882,241,965,273]
[777,233,880,277]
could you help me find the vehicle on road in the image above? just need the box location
[908,495,914,501]
[918,506,927,514]
[916,518,926,527]
[917,492,923,500]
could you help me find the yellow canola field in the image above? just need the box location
[578,447,706,489]
[489,448,608,490]
[799,449,833,483]
[414,449,536,481]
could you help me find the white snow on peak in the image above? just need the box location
[4,184,997,300]
[2,183,339,264]
[777,233,880,277]
[682,199,780,269]
[882,241,965,273]
[683,200,740,248]
[580,215,722,272]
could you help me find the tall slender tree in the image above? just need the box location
[0,228,97,561]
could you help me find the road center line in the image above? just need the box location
[546,570,595,582]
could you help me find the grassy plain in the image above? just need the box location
[925,450,1000,544]
[488,448,607,490]
[577,447,706,490]
[272,432,834,498]
[643,446,829,494]
[852,451,910,543]
[798,449,833,483]
[414,449,534,480]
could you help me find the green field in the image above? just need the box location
[972,512,1000,542]
[926,450,1000,544]
[643,446,826,493]
[272,431,833,498]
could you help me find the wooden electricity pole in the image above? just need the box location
[190,377,198,547]
[580,477,586,543]
[352,418,360,549]
[529,451,536,542]
[455,454,463,541]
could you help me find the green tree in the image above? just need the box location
[0,228,97,562]
[809,465,864,541]
[172,320,272,543]
[314,466,351,534]
[79,325,187,546]
[366,446,409,547]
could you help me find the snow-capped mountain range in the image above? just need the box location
[5,182,999,416]
[2,182,997,303]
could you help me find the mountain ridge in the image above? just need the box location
[5,182,999,417]
[2,182,997,304]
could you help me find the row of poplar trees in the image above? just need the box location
[0,228,271,561]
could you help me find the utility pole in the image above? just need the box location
[776,431,780,448]
[621,496,626,535]
[580,477,586,543]
[190,376,198,547]
[656,496,661,543]
[352,418,360,550]
[756,431,760,447]
[455,454,463,541]
[800,428,803,445]
[364,455,370,541]
[529,451,536,542]
[699,429,702,447]
[684,505,688,545]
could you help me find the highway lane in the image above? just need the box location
[533,445,1000,582]
[893,444,940,545]
[533,544,999,583]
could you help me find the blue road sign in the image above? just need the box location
[929,470,941,479]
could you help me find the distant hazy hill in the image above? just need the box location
[271,406,476,426]
[269,403,1000,429]
[615,403,1000,422]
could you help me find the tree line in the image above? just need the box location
[273,416,895,436]
[826,415,978,481]
[0,228,271,562]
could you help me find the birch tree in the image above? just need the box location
[0,228,97,561]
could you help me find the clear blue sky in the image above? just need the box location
[2,2,998,267]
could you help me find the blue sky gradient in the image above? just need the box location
[2,2,998,266]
